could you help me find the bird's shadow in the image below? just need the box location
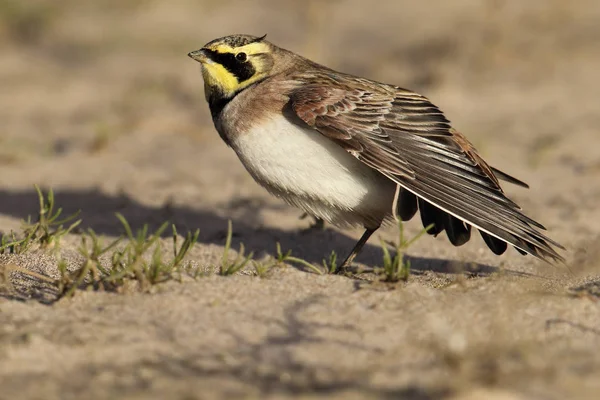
[0,187,499,275]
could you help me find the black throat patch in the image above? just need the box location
[208,92,233,121]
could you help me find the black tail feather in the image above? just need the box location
[444,214,472,246]
[397,188,418,221]
[418,198,444,236]
[480,231,508,255]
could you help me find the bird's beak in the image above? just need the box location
[188,49,207,63]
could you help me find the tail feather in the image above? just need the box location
[480,231,508,255]
[444,214,472,246]
[397,188,418,221]
[418,198,444,236]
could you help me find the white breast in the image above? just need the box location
[229,115,396,228]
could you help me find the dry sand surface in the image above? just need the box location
[1,1,600,399]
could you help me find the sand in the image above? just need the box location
[1,1,600,399]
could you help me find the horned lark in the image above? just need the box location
[188,34,564,271]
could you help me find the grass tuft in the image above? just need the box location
[275,242,292,264]
[58,228,121,297]
[322,250,338,274]
[378,219,433,283]
[0,187,200,298]
[219,220,253,276]
[58,216,200,297]
[251,242,294,278]
[0,185,81,255]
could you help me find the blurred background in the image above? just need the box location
[0,0,599,259]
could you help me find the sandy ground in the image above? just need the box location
[1,0,600,399]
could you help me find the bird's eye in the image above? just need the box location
[235,52,247,62]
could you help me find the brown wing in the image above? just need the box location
[288,74,564,262]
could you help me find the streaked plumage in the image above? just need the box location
[189,34,565,270]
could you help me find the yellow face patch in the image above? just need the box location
[201,62,239,101]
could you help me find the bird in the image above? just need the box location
[188,34,564,272]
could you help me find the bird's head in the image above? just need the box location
[188,34,283,103]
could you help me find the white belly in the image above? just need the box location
[229,115,396,228]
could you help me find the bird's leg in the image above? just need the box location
[336,227,378,274]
